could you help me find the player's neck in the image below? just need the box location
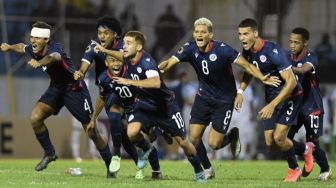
[130,50,143,65]
[292,48,307,61]
[37,45,49,56]
[251,37,264,52]
[199,41,213,53]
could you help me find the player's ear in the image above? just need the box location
[136,44,142,51]
[209,32,214,39]
[254,30,259,37]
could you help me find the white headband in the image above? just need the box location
[31,27,50,38]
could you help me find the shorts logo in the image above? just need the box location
[260,55,267,63]
[137,67,142,73]
[209,54,217,61]
[128,114,134,122]
[178,47,184,54]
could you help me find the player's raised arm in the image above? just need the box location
[235,55,281,87]
[1,43,26,54]
[93,40,124,61]
[158,56,179,73]
[291,63,313,75]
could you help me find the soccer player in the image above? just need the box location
[95,31,207,182]
[73,15,124,172]
[0,21,114,178]
[236,18,313,182]
[287,27,332,181]
[158,17,281,179]
[87,54,163,179]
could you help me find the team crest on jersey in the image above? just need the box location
[137,67,142,73]
[178,47,184,54]
[209,54,217,61]
[260,55,267,63]
[297,63,303,67]
[85,46,91,53]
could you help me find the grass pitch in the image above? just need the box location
[0,159,334,188]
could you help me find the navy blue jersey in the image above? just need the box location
[242,39,302,102]
[173,40,239,103]
[124,51,174,105]
[287,50,324,114]
[82,38,123,84]
[97,67,135,112]
[24,42,76,84]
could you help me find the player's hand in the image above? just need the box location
[112,76,132,86]
[28,59,41,68]
[234,93,243,111]
[158,61,168,73]
[261,74,281,87]
[74,70,84,80]
[258,103,275,120]
[85,119,96,133]
[91,40,106,54]
[0,43,10,51]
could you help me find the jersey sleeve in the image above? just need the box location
[172,42,193,62]
[305,52,318,74]
[97,78,109,97]
[81,43,96,65]
[268,47,292,73]
[220,43,240,64]
[143,58,160,78]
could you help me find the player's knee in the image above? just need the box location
[273,134,286,146]
[188,135,201,146]
[208,139,221,150]
[30,113,43,127]
[127,128,139,141]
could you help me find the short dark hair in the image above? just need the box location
[124,31,146,47]
[238,18,258,31]
[96,15,122,36]
[32,21,52,29]
[292,27,309,41]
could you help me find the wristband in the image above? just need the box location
[237,89,244,94]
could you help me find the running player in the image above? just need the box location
[0,21,113,178]
[287,27,332,181]
[236,18,313,182]
[159,17,280,179]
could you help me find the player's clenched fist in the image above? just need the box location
[28,59,41,69]
[0,43,10,51]
[73,70,84,80]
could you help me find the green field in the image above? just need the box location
[0,159,334,188]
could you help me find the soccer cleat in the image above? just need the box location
[229,127,241,158]
[136,146,153,169]
[284,168,302,182]
[195,171,207,183]
[35,153,58,171]
[109,155,121,173]
[302,142,315,177]
[204,167,215,180]
[135,169,145,179]
[317,168,332,181]
[151,171,163,179]
[106,170,117,179]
